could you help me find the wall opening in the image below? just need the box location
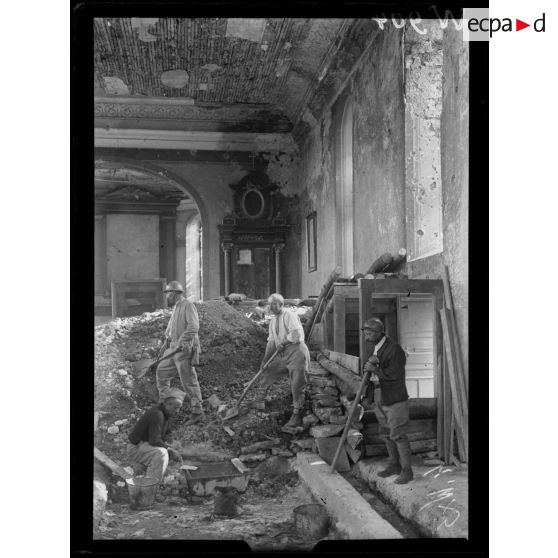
[333,90,355,277]
[94,158,206,315]
[185,213,203,301]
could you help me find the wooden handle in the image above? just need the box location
[236,349,280,407]
[330,370,371,473]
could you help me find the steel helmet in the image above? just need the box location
[163,280,184,293]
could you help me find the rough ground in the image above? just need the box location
[94,301,325,546]
[95,478,329,550]
[94,301,307,465]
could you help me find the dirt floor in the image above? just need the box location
[95,476,337,550]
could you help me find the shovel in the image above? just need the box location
[222,348,281,421]
[132,348,182,379]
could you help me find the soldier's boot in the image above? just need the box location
[284,408,303,428]
[394,439,414,484]
[377,439,402,477]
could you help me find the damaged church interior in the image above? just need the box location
[93,17,469,545]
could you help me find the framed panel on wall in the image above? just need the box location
[306,211,317,272]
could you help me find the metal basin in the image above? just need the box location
[181,461,249,496]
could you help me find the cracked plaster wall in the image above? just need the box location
[298,25,406,297]
[296,23,468,369]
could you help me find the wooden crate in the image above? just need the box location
[111,279,167,318]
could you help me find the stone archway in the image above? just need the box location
[94,155,210,301]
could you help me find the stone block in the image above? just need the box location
[310,424,345,438]
[296,453,403,539]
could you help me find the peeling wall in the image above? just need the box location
[296,23,468,371]
[299,25,406,298]
[352,27,406,274]
[440,26,469,372]
[404,22,444,261]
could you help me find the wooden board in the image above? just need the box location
[442,265,468,401]
[365,438,436,457]
[440,309,468,462]
[316,436,351,472]
[364,430,436,446]
[362,398,436,423]
[327,351,360,374]
[363,418,436,438]
[94,447,132,480]
[333,294,346,353]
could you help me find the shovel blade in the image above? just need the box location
[132,358,155,378]
[222,407,239,421]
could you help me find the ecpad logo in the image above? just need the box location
[463,8,546,41]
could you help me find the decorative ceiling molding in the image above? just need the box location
[94,128,298,153]
[102,185,173,201]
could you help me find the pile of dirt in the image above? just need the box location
[94,301,297,465]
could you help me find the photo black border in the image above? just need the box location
[72,1,488,556]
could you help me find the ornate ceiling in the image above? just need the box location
[94,18,350,130]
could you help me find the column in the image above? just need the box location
[273,243,285,295]
[160,215,176,282]
[221,242,233,296]
[94,215,107,295]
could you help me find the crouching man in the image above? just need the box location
[362,318,413,484]
[259,293,310,429]
[126,388,184,482]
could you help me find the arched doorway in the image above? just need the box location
[94,157,205,314]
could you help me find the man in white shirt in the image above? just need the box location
[259,293,310,428]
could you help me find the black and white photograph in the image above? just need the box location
[85,6,479,551]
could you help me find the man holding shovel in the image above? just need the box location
[361,317,413,484]
[156,281,204,425]
[258,293,310,429]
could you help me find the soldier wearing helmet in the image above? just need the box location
[156,281,204,425]
[361,317,413,484]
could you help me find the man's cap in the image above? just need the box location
[361,317,385,331]
[163,280,184,293]
[163,388,186,403]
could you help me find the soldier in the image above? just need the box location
[259,293,310,429]
[362,317,413,484]
[156,281,204,425]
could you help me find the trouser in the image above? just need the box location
[126,442,169,482]
[373,389,411,463]
[259,343,310,410]
[156,348,202,411]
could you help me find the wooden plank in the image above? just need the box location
[437,352,444,460]
[363,418,436,437]
[443,349,453,463]
[316,352,361,395]
[332,284,359,297]
[94,447,132,480]
[447,308,469,415]
[328,351,360,374]
[365,438,436,457]
[442,265,468,405]
[364,430,436,446]
[304,266,342,337]
[333,294,346,353]
[440,309,468,462]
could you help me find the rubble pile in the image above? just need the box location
[94,302,303,465]
[300,360,365,463]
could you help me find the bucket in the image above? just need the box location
[293,504,329,539]
[126,477,159,510]
[214,486,238,517]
